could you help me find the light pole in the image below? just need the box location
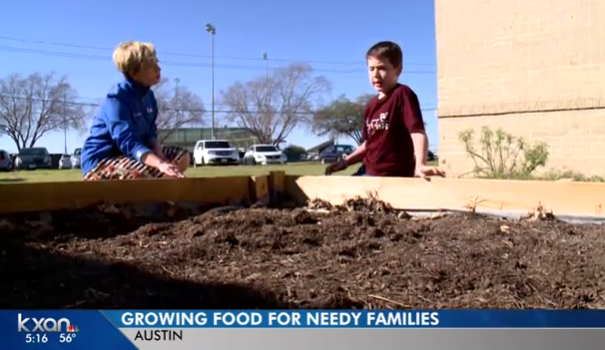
[205,23,216,140]
[174,77,180,100]
[262,52,268,83]
[174,77,180,106]
[63,92,67,154]
[174,78,181,143]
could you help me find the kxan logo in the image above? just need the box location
[18,314,79,333]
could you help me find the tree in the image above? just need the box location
[0,72,87,150]
[311,93,374,145]
[152,77,206,142]
[220,63,331,145]
[282,144,306,162]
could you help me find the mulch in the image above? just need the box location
[1,200,604,309]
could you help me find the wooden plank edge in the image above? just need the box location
[249,175,270,205]
[284,175,605,218]
[0,176,252,214]
[269,171,286,204]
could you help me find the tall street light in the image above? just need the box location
[63,92,68,154]
[262,52,268,83]
[205,23,216,140]
[174,77,181,100]
[174,78,181,143]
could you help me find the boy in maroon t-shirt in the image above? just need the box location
[325,41,444,178]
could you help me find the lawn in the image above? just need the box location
[0,161,439,183]
[0,162,356,183]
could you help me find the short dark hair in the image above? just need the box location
[366,41,403,68]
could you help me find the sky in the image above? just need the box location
[0,0,438,154]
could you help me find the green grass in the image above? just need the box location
[0,162,355,183]
[0,161,440,183]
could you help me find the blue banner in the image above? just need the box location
[2,310,605,349]
[0,310,136,349]
[102,309,605,328]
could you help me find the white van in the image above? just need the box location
[192,139,240,166]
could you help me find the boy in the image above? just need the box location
[80,41,190,180]
[325,41,444,178]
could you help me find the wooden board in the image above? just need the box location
[0,176,251,214]
[249,175,270,205]
[269,171,286,203]
[285,175,605,217]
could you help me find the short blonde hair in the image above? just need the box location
[112,41,158,75]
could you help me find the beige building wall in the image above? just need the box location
[435,0,605,177]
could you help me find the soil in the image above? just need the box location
[1,200,605,310]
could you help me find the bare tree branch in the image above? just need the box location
[0,72,87,150]
[311,93,374,145]
[220,63,331,145]
[152,77,206,143]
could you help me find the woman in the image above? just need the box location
[80,41,190,180]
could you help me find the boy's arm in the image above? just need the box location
[325,113,368,175]
[411,133,428,165]
[344,142,367,166]
[401,88,429,168]
[148,133,165,161]
[324,142,366,175]
[148,95,166,160]
[104,99,164,168]
[148,131,164,160]
[344,104,370,166]
[150,141,164,160]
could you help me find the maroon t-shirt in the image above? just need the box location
[362,84,425,177]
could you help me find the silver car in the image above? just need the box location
[59,154,72,169]
[70,148,82,169]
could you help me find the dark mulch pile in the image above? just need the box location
[1,201,604,309]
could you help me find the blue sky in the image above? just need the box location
[0,0,437,154]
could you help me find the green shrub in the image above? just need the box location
[458,126,549,179]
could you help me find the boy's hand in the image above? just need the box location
[325,160,348,175]
[158,161,185,178]
[414,165,445,178]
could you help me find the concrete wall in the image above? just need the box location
[435,0,605,176]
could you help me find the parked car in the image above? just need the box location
[70,148,82,169]
[192,139,240,166]
[319,144,355,164]
[59,154,72,169]
[0,150,13,171]
[14,147,52,170]
[238,148,246,164]
[243,144,287,165]
[303,152,319,161]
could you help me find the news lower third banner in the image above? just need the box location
[2,310,605,349]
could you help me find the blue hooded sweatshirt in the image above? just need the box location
[80,78,159,175]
